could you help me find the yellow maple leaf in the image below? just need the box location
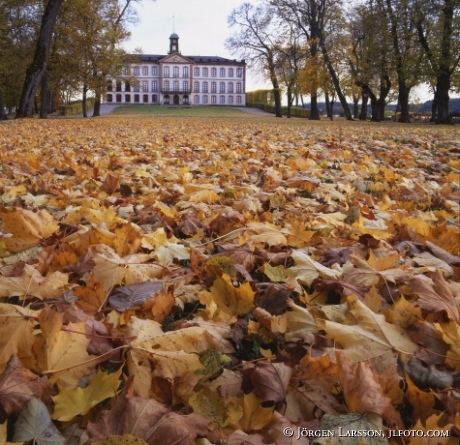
[52,367,122,421]
[141,228,189,265]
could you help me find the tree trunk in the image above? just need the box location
[329,99,335,121]
[320,44,353,120]
[325,92,330,118]
[375,75,391,121]
[310,94,320,120]
[360,91,368,121]
[287,86,292,118]
[93,94,101,117]
[0,89,7,120]
[82,85,88,118]
[435,73,451,124]
[398,81,411,123]
[40,71,48,119]
[15,0,66,119]
[356,82,376,120]
[431,90,438,122]
[353,95,359,119]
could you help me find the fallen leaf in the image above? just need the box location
[13,398,64,445]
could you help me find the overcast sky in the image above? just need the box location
[123,0,270,92]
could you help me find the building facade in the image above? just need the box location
[105,34,246,106]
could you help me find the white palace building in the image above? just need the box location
[105,34,247,106]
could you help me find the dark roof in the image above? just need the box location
[137,54,245,65]
[170,33,179,38]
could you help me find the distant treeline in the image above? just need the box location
[303,98,460,116]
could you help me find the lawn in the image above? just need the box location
[108,104,262,120]
[0,115,459,443]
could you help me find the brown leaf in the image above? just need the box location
[87,377,170,442]
[336,352,403,429]
[409,271,460,324]
[244,362,292,404]
[100,173,120,194]
[0,354,53,422]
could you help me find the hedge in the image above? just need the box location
[247,102,311,118]
[58,98,96,116]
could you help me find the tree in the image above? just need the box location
[270,0,353,120]
[15,0,66,118]
[415,0,460,124]
[275,25,307,117]
[227,2,283,118]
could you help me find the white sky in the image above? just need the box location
[123,0,270,92]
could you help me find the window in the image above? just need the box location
[211,68,217,77]
[125,82,131,92]
[142,66,148,75]
[203,68,208,77]
[152,66,158,76]
[116,94,122,103]
[164,66,169,77]
[220,82,225,93]
[202,82,208,93]
[203,95,208,104]
[194,82,200,93]
[194,95,200,104]
[211,95,217,104]
[116,81,122,92]
[143,94,149,103]
[236,82,242,94]
[183,81,189,91]
[142,80,148,92]
[164,80,170,90]
[152,81,158,92]
[152,94,158,102]
[237,96,242,104]
[220,68,225,77]
[133,66,140,75]
[220,95,225,104]
[229,68,234,77]
[123,66,130,75]
[183,66,189,77]
[228,96,234,104]
[107,81,113,91]
[173,66,179,77]
[164,95,170,105]
[173,81,179,92]
[107,94,113,102]
[134,94,140,103]
[125,94,131,102]
[194,67,200,76]
[134,84,140,92]
[237,68,243,77]
[228,82,234,93]
[211,82,216,93]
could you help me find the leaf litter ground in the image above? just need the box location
[0,116,459,445]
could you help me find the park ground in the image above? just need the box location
[0,106,459,442]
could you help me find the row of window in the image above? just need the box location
[119,65,243,78]
[106,94,243,105]
[194,95,242,104]
[193,81,243,94]
[110,80,243,94]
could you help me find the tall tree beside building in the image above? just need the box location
[227,2,283,117]
[15,0,65,118]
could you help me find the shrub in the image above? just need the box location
[246,102,311,118]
